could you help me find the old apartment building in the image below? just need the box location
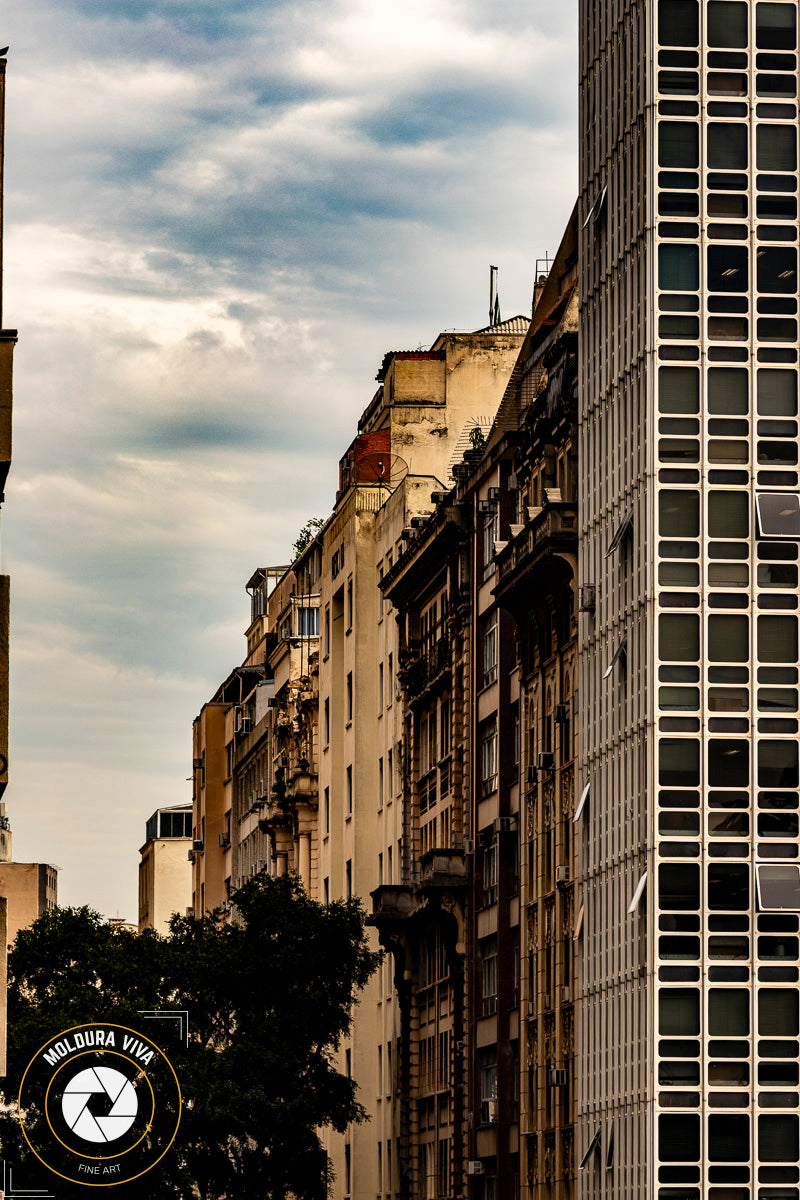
[369,213,579,1200]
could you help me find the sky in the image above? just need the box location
[2,0,578,920]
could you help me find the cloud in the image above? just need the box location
[2,0,577,918]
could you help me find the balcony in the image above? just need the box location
[494,501,577,605]
[404,634,451,701]
[418,848,468,892]
[369,884,416,927]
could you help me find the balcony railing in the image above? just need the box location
[419,769,437,814]
[405,634,451,698]
[495,501,578,590]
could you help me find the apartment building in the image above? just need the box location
[577,1,800,1196]
[138,804,192,933]
[318,320,526,1199]
[368,220,581,1200]
[494,211,579,1200]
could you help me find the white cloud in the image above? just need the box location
[1,0,577,918]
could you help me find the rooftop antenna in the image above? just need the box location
[489,265,500,326]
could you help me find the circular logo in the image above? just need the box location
[61,1065,139,1145]
[18,1023,182,1187]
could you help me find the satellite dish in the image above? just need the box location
[357,453,409,487]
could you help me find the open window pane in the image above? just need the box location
[606,510,633,556]
[628,872,647,914]
[757,493,800,538]
[757,864,800,911]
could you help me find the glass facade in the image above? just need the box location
[580,1,800,1195]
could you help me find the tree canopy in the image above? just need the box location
[0,872,381,1199]
[291,516,325,562]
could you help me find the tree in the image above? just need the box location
[292,517,325,561]
[0,873,381,1199]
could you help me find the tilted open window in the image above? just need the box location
[603,636,628,680]
[628,871,648,915]
[756,863,800,911]
[756,493,800,539]
[579,1127,602,1170]
[574,781,590,824]
[605,509,634,556]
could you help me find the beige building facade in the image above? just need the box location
[138,804,193,934]
[317,320,527,1199]
[0,861,58,947]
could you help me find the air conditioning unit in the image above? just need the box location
[266,697,277,708]
[537,752,555,772]
[219,833,231,849]
[508,473,519,490]
[555,704,567,724]
[548,1068,567,1088]
[467,1161,485,1176]
[187,849,196,863]
[241,716,253,734]
[578,584,596,612]
[192,758,203,770]
[192,839,204,852]
[561,985,571,1003]
[544,993,553,1010]
[556,865,571,885]
[494,816,516,834]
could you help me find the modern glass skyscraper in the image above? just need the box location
[579,1,800,1195]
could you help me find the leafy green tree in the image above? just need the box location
[292,516,325,561]
[0,873,380,1199]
